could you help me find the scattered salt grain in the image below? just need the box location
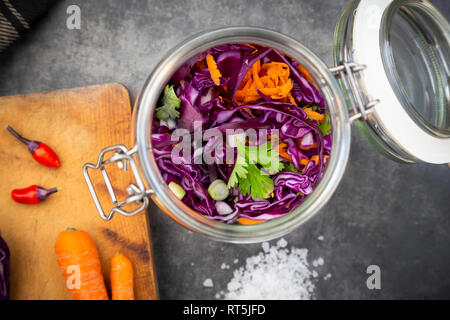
[221,263,230,270]
[312,257,324,267]
[217,239,320,300]
[324,273,332,280]
[203,278,214,288]
[317,235,324,241]
[233,259,239,264]
[277,238,288,248]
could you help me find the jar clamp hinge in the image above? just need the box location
[83,144,153,221]
[330,62,380,123]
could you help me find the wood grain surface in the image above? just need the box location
[0,83,158,300]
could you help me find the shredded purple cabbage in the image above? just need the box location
[0,234,10,300]
[152,44,332,224]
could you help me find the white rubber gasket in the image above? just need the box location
[353,0,450,164]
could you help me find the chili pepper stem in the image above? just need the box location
[6,125,31,145]
[47,187,58,195]
[35,186,58,201]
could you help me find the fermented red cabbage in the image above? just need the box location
[152,43,332,223]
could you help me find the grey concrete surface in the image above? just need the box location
[0,0,449,299]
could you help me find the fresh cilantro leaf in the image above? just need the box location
[239,163,275,200]
[156,85,181,121]
[250,142,283,174]
[227,140,282,200]
[284,162,300,173]
[227,140,248,188]
[318,114,331,136]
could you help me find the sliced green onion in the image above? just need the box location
[208,179,229,201]
[169,182,186,200]
[215,201,233,216]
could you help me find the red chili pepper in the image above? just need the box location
[6,126,61,168]
[11,185,58,204]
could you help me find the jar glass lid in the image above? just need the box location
[381,0,450,138]
[340,0,450,164]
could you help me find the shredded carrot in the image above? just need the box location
[252,60,262,87]
[206,54,222,86]
[295,138,318,150]
[235,61,294,105]
[246,43,259,54]
[287,93,297,106]
[304,107,324,122]
[324,155,329,164]
[300,158,309,166]
[237,217,265,225]
[311,155,319,166]
[275,142,291,161]
[297,64,313,84]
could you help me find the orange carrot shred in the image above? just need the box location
[297,64,313,84]
[246,43,259,54]
[288,93,297,106]
[300,158,309,166]
[275,142,291,161]
[238,217,265,225]
[304,107,324,122]
[206,54,222,86]
[234,60,294,105]
[296,139,318,150]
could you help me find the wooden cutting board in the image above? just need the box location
[0,83,158,300]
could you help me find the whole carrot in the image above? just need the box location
[55,228,108,300]
[111,253,135,300]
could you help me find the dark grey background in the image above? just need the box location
[0,0,449,299]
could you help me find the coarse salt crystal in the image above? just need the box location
[203,278,214,288]
[216,239,321,300]
[317,235,324,241]
[277,238,288,248]
[221,263,230,270]
[312,257,324,267]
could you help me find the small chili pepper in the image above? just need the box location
[6,126,60,168]
[11,185,58,204]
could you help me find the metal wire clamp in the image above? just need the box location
[330,62,380,123]
[83,144,150,221]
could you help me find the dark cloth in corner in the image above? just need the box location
[0,0,58,52]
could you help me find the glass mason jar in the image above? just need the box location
[83,0,450,243]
